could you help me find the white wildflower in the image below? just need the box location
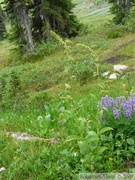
[0,167,6,172]
[74,152,78,157]
[37,116,43,120]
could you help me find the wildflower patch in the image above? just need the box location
[99,94,135,120]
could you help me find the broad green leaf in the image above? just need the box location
[87,131,98,137]
[131,168,135,173]
[66,135,83,142]
[94,146,108,155]
[78,141,85,154]
[45,114,51,121]
[86,136,99,144]
[127,138,134,145]
[86,131,99,143]
[58,106,65,114]
[98,127,113,136]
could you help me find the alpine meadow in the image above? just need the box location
[1,0,135,179]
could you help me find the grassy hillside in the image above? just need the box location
[1,0,135,179]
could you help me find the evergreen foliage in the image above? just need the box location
[108,0,135,24]
[3,0,81,52]
[30,0,81,41]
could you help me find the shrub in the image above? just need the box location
[51,31,101,84]
[29,91,52,111]
[0,69,28,110]
[124,11,135,32]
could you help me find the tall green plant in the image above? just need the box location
[66,125,113,170]
[0,69,28,110]
[51,31,101,84]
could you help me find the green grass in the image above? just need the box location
[1,0,135,179]
[0,40,14,68]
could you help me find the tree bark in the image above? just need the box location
[127,0,131,13]
[119,0,122,12]
[15,4,34,51]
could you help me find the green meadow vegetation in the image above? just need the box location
[1,0,135,179]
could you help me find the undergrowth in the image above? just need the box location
[1,0,135,179]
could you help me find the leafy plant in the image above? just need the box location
[99,94,135,166]
[124,10,135,32]
[99,94,135,133]
[0,69,28,110]
[66,125,113,171]
[51,31,101,84]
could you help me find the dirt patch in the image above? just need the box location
[114,40,135,52]
[124,159,135,168]
[104,55,134,64]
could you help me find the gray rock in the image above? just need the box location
[109,73,119,80]
[102,71,109,77]
[114,65,129,74]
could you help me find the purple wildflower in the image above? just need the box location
[122,100,133,118]
[99,95,114,109]
[116,97,121,107]
[108,97,114,108]
[99,94,135,120]
[113,108,121,119]
[122,96,126,104]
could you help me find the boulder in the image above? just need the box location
[114,65,129,74]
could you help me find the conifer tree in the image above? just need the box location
[4,0,81,52]
[108,0,134,24]
[4,0,34,51]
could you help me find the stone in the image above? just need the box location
[102,71,109,77]
[114,65,129,74]
[109,73,119,80]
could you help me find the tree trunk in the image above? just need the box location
[122,0,126,8]
[45,16,51,40]
[127,0,131,13]
[119,0,122,12]
[15,4,34,51]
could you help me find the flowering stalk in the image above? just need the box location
[99,94,135,120]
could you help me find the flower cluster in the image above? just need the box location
[99,94,135,120]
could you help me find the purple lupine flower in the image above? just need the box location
[108,97,114,109]
[100,96,114,109]
[122,96,126,104]
[99,94,135,120]
[99,96,108,108]
[122,100,132,118]
[133,102,135,112]
[104,95,109,107]
[116,97,121,107]
[129,94,135,112]
[113,108,121,119]
[129,94,135,102]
